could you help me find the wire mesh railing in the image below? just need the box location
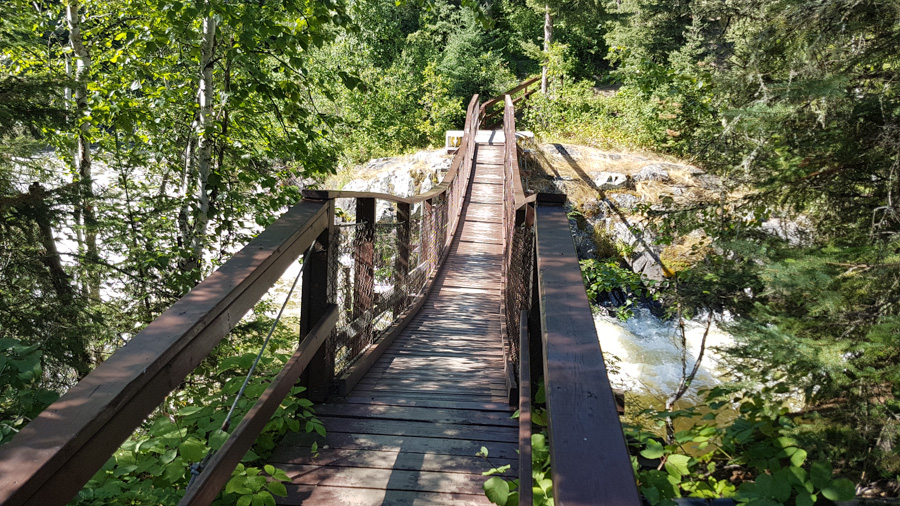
[302,94,482,382]
[498,94,536,387]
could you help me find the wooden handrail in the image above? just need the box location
[503,95,529,210]
[497,82,639,505]
[518,310,534,506]
[482,76,540,115]
[533,197,642,506]
[482,77,541,127]
[0,200,332,506]
[178,305,339,506]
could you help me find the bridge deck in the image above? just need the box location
[269,141,518,505]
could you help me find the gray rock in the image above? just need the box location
[630,250,666,281]
[590,171,629,190]
[694,174,723,191]
[547,143,580,160]
[607,193,640,210]
[634,164,673,182]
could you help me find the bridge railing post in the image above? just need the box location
[394,202,411,316]
[423,197,435,274]
[352,197,376,357]
[300,199,336,403]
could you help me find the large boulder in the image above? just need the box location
[633,163,675,182]
[590,171,629,190]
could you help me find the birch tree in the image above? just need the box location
[65,0,100,300]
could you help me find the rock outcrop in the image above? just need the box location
[525,142,723,280]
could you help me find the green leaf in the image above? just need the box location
[810,461,833,490]
[796,491,816,506]
[641,440,665,460]
[179,438,206,462]
[767,470,793,502]
[163,458,185,483]
[484,477,510,505]
[789,448,808,467]
[160,448,178,465]
[236,495,252,506]
[177,406,205,418]
[483,464,511,476]
[664,454,691,478]
[821,479,856,501]
[267,480,288,497]
[210,429,229,451]
[265,464,276,476]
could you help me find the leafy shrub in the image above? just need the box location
[627,388,857,506]
[481,383,554,506]
[0,338,59,444]
[580,258,656,319]
[71,311,323,505]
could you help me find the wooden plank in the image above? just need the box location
[276,485,490,506]
[300,211,334,403]
[369,362,507,375]
[278,464,489,495]
[343,387,505,404]
[353,198,377,356]
[178,305,339,506]
[355,378,509,391]
[349,386,510,401]
[316,417,515,442]
[269,447,515,475]
[518,310,533,506]
[339,395,515,413]
[276,432,520,460]
[0,200,329,506]
[535,203,641,506]
[314,404,517,427]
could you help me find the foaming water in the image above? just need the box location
[595,308,734,402]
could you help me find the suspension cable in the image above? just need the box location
[187,242,314,488]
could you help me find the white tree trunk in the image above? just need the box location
[541,5,553,94]
[193,15,216,264]
[66,0,99,300]
[181,15,217,276]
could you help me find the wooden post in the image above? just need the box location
[301,201,335,403]
[353,198,376,355]
[394,202,411,316]
[423,198,434,273]
[440,193,450,251]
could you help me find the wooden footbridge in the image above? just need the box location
[0,84,639,505]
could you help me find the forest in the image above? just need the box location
[1,0,898,504]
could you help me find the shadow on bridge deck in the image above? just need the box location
[268,140,518,505]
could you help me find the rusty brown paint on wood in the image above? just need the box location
[177,305,338,506]
[395,202,411,315]
[519,310,534,506]
[353,198,376,356]
[0,200,329,506]
[270,132,517,506]
[535,203,641,506]
[300,203,335,403]
[481,76,540,116]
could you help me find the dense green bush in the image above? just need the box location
[627,388,857,506]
